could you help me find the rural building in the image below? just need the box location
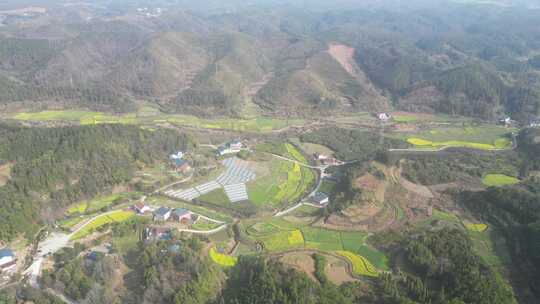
[377,113,392,122]
[133,202,151,214]
[499,117,512,126]
[0,248,15,271]
[153,207,171,221]
[144,227,171,241]
[529,119,540,128]
[313,153,329,161]
[171,208,192,223]
[311,192,330,206]
[172,159,192,174]
[217,140,244,156]
[170,151,184,160]
[321,158,339,166]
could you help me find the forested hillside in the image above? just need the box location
[1,0,540,119]
[0,124,192,241]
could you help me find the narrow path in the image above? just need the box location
[177,223,228,235]
[153,174,193,194]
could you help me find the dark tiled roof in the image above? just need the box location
[154,207,170,216]
[173,208,189,217]
[312,192,329,202]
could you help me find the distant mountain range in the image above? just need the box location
[0,0,540,120]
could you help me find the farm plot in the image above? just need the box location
[13,110,304,133]
[70,210,135,240]
[66,193,138,216]
[247,159,315,207]
[482,174,519,187]
[245,218,388,274]
[209,247,238,267]
[400,125,514,150]
[336,251,379,277]
[164,157,256,203]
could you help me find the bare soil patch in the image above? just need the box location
[325,255,358,285]
[400,178,434,198]
[327,43,356,76]
[0,162,13,186]
[280,252,318,282]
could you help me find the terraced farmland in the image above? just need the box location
[70,210,135,240]
[244,218,388,275]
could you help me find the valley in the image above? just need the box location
[1,0,540,303]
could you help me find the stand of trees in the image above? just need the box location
[460,181,540,302]
[0,124,193,241]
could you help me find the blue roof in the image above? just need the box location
[173,208,189,216]
[154,207,170,216]
[174,159,187,166]
[0,248,14,258]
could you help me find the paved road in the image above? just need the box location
[24,210,129,287]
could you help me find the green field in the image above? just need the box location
[248,144,315,207]
[198,188,230,206]
[70,210,135,240]
[66,193,139,216]
[244,218,388,271]
[402,125,513,150]
[482,174,520,187]
[13,110,303,133]
[191,219,222,231]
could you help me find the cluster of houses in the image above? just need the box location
[0,248,16,278]
[132,202,198,225]
[170,151,192,174]
[217,140,244,156]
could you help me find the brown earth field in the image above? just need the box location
[325,255,359,285]
[280,252,318,283]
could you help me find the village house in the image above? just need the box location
[144,227,171,241]
[499,117,512,127]
[321,158,339,166]
[153,207,171,221]
[377,113,392,122]
[313,153,329,161]
[529,119,540,128]
[311,192,330,206]
[170,151,184,160]
[173,159,192,174]
[217,140,243,156]
[171,208,192,224]
[0,248,16,272]
[133,202,151,214]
